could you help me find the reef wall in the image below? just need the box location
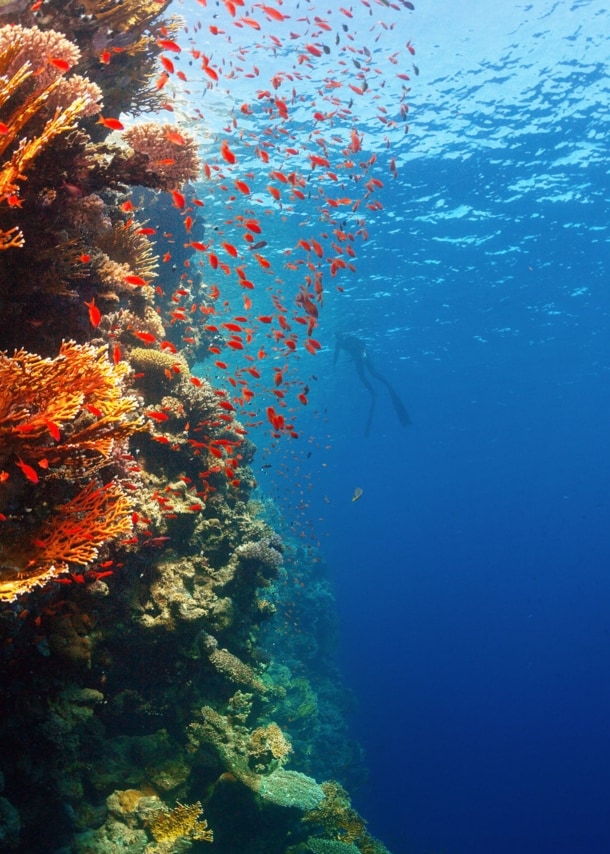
[0,3,393,853]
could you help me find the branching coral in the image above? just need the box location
[0,25,81,90]
[0,30,103,248]
[79,0,173,34]
[123,122,200,189]
[94,219,158,287]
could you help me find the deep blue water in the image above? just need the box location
[180,0,610,851]
[307,4,610,848]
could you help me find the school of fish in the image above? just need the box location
[110,0,417,447]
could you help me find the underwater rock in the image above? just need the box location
[74,818,148,854]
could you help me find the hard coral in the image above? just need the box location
[0,24,80,89]
[123,122,200,190]
[79,0,173,34]
[0,29,102,249]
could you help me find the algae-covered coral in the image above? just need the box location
[0,2,397,853]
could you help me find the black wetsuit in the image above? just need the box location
[334,333,411,436]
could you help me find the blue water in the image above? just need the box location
[181,0,610,851]
[310,3,610,851]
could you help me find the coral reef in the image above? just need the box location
[0,2,392,853]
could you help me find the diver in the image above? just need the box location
[333,332,411,437]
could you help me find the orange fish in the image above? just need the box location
[171,189,186,209]
[48,56,71,72]
[84,298,101,328]
[221,140,236,164]
[46,420,61,441]
[166,129,187,146]
[157,38,181,52]
[133,331,157,344]
[125,274,148,286]
[97,116,124,131]
[16,458,39,483]
[222,241,239,258]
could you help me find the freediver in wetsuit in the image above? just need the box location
[334,332,411,437]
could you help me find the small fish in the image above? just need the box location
[48,56,71,72]
[84,298,101,328]
[132,331,157,344]
[146,410,169,422]
[157,38,181,52]
[124,274,148,286]
[171,189,186,209]
[351,487,364,503]
[221,140,236,164]
[97,116,125,131]
[16,457,39,483]
[166,130,187,146]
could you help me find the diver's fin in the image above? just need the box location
[388,387,411,427]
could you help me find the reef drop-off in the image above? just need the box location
[0,2,400,853]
